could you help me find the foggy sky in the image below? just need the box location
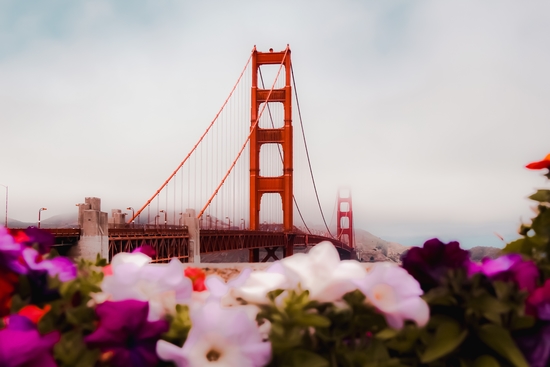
[1,0,549,248]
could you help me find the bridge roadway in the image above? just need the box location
[27,227,354,263]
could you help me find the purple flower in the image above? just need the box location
[20,227,55,254]
[468,254,539,293]
[527,279,550,320]
[515,322,550,367]
[22,247,77,282]
[401,238,470,291]
[0,226,26,274]
[0,314,60,367]
[85,300,169,367]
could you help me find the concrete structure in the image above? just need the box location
[181,209,201,263]
[73,197,109,261]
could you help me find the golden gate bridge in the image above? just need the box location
[27,46,356,262]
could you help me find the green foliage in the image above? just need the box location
[161,304,192,347]
[257,289,402,367]
[503,188,550,278]
[36,257,105,367]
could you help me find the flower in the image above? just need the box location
[526,153,550,170]
[0,226,26,274]
[16,227,55,254]
[22,247,77,282]
[279,241,367,303]
[231,262,291,304]
[527,279,550,320]
[354,262,429,329]
[401,238,470,291]
[185,267,207,292]
[0,267,18,317]
[468,253,539,293]
[515,322,550,367]
[85,300,169,367]
[0,313,60,367]
[98,252,193,320]
[157,302,271,367]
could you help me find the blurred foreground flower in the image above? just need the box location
[468,253,539,292]
[85,300,169,367]
[354,262,429,329]
[157,302,271,367]
[401,238,470,291]
[526,153,550,170]
[280,241,367,303]
[0,313,60,367]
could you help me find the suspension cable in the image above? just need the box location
[198,48,289,218]
[291,62,334,238]
[128,49,254,224]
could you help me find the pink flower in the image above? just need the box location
[527,279,550,320]
[354,263,429,329]
[468,254,539,292]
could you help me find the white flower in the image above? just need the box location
[354,262,429,329]
[281,241,367,303]
[157,302,271,367]
[232,262,296,304]
[97,252,193,321]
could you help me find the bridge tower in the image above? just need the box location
[249,46,293,260]
[336,188,354,249]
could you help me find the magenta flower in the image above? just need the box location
[468,254,539,293]
[0,314,60,367]
[85,300,169,367]
[18,227,55,254]
[22,247,77,282]
[401,238,470,291]
[527,279,550,320]
[0,226,26,274]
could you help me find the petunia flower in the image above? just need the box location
[185,267,207,292]
[526,153,550,170]
[232,262,295,304]
[527,279,550,320]
[85,300,169,367]
[354,262,429,329]
[0,313,60,367]
[401,238,470,291]
[515,322,550,367]
[98,251,193,321]
[157,302,271,367]
[279,241,367,303]
[468,253,539,293]
[22,247,77,282]
[0,226,26,274]
[0,267,18,317]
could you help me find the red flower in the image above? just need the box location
[184,267,207,292]
[526,153,550,170]
[17,304,51,325]
[0,267,18,317]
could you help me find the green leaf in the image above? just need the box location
[477,324,529,367]
[288,349,330,367]
[529,190,550,203]
[375,328,398,340]
[294,313,331,328]
[473,355,500,367]
[420,319,468,363]
[467,294,511,314]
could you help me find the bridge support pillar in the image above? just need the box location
[182,209,200,264]
[249,248,259,262]
[73,197,109,262]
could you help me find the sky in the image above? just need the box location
[1,0,549,249]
